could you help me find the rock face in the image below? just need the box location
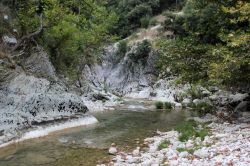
[83,43,190,105]
[23,47,57,79]
[84,43,158,95]
[0,73,88,144]
[0,47,92,144]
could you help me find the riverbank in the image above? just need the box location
[0,106,188,166]
[103,115,250,166]
[0,115,98,149]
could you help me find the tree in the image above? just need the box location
[159,0,250,88]
[105,0,183,37]
[10,0,118,80]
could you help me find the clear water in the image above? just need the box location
[0,103,188,166]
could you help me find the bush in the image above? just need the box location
[186,86,203,100]
[158,0,250,89]
[155,101,164,109]
[116,40,128,60]
[106,0,183,37]
[173,91,188,103]
[149,18,157,26]
[128,40,151,62]
[140,16,150,28]
[156,37,213,84]
[175,120,210,142]
[164,102,172,109]
[127,4,152,22]
[192,102,214,115]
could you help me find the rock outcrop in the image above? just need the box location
[0,47,91,144]
[84,43,158,95]
[0,73,89,144]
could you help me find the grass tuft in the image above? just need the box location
[175,120,210,142]
[164,102,173,110]
[158,140,171,150]
[155,101,164,109]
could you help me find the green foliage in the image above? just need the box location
[158,140,171,150]
[155,101,164,109]
[140,16,150,28]
[191,102,215,115]
[175,120,209,142]
[157,36,250,87]
[177,147,194,153]
[159,0,250,88]
[156,37,213,84]
[155,101,173,110]
[164,102,173,110]
[176,92,188,103]
[128,40,151,62]
[177,145,202,154]
[106,0,184,37]
[208,45,250,87]
[186,86,203,100]
[13,0,118,78]
[116,40,128,60]
[149,18,157,26]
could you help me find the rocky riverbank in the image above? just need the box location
[101,115,250,166]
[0,46,122,146]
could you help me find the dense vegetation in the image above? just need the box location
[157,0,250,89]
[1,0,118,79]
[1,0,249,90]
[106,0,186,37]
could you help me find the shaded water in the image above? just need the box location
[0,103,188,166]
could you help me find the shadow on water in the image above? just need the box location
[0,106,189,166]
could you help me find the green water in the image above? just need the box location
[0,105,188,166]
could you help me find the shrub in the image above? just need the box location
[192,102,214,115]
[127,4,153,22]
[128,40,151,62]
[186,86,203,100]
[156,37,213,84]
[174,92,188,103]
[175,120,210,142]
[149,18,157,26]
[155,101,164,109]
[158,1,250,89]
[140,16,150,28]
[164,102,172,109]
[158,140,171,150]
[116,40,128,60]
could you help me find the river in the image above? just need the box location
[0,100,189,166]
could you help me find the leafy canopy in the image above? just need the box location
[158,0,250,88]
[15,0,118,77]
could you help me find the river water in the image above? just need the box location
[0,100,189,166]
